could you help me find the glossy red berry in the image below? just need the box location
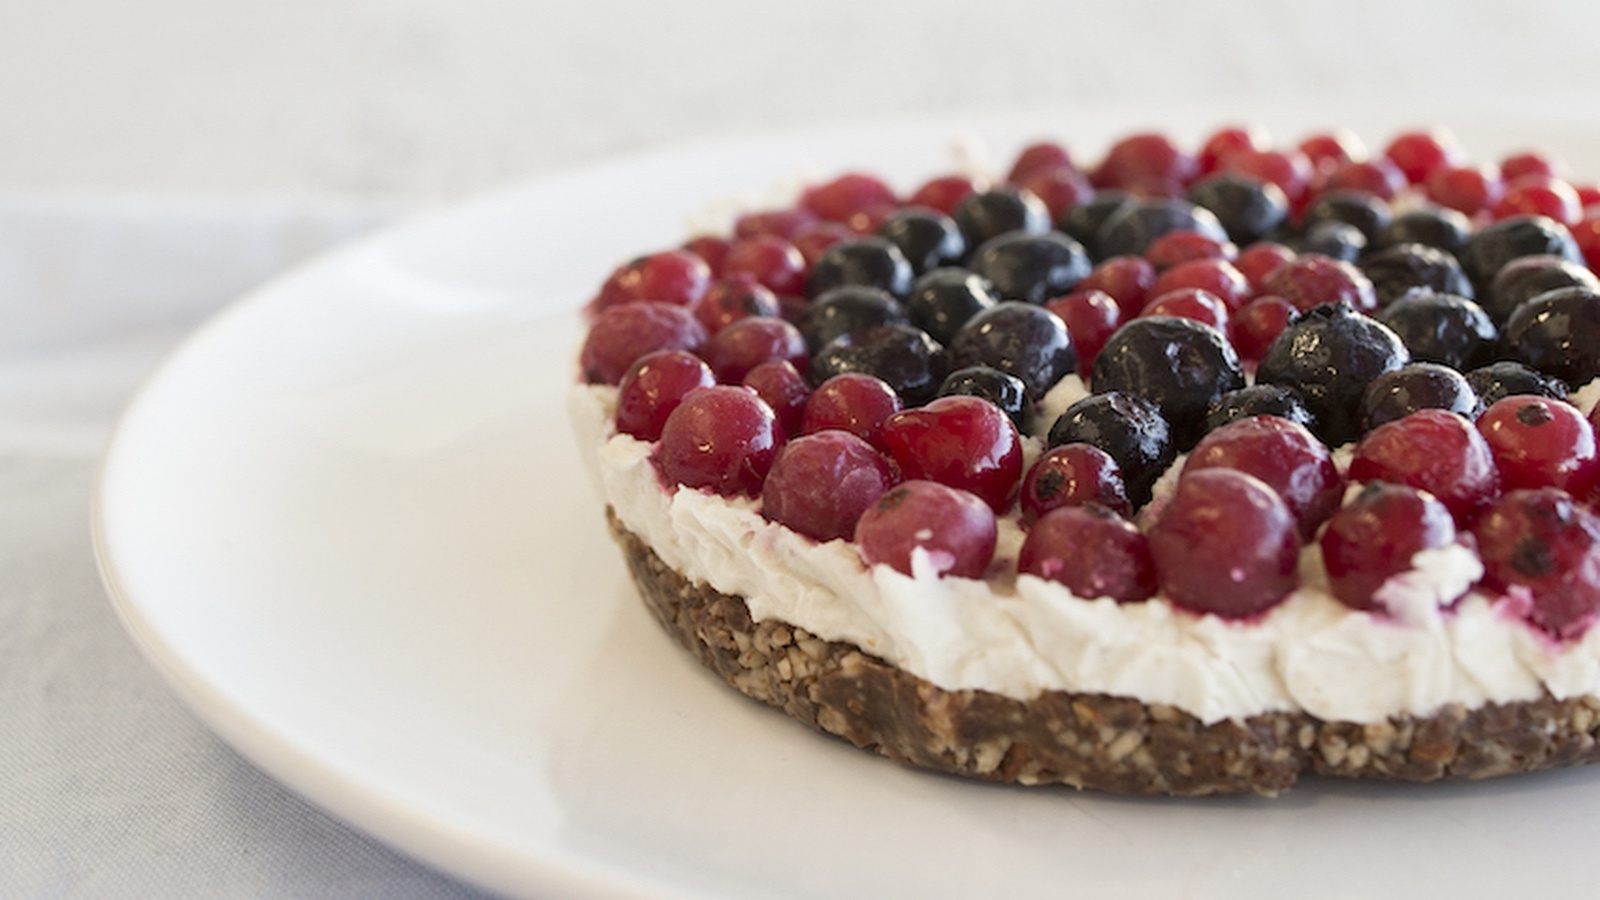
[1014,166,1094,221]
[1145,230,1234,270]
[722,235,808,297]
[655,386,779,497]
[1151,258,1250,311]
[1477,396,1600,498]
[1076,255,1157,318]
[592,249,713,312]
[790,221,859,266]
[1020,443,1131,524]
[1019,505,1155,602]
[907,174,982,215]
[1184,415,1343,538]
[1474,488,1600,638]
[742,360,811,439]
[1298,130,1367,175]
[799,173,898,224]
[1502,150,1565,184]
[1262,254,1378,313]
[1043,289,1121,375]
[580,302,707,385]
[1349,409,1500,524]
[1094,132,1197,195]
[1233,242,1296,292]
[1384,129,1463,184]
[1140,288,1230,332]
[1319,158,1407,200]
[1319,482,1458,612]
[1571,213,1600,271]
[1197,125,1270,175]
[1493,175,1583,226]
[1224,148,1313,205]
[615,350,716,441]
[761,431,897,542]
[1147,468,1301,619]
[880,395,1023,513]
[855,480,997,578]
[683,235,731,277]
[734,208,817,240]
[1230,294,1297,362]
[800,373,902,449]
[701,316,808,383]
[1006,141,1075,183]
[691,278,781,334]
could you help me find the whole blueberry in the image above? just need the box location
[1358,362,1484,433]
[808,237,914,299]
[1462,361,1570,407]
[1302,190,1392,242]
[877,208,966,274]
[1484,255,1600,324]
[810,323,946,406]
[1371,206,1472,254]
[1059,191,1132,257]
[1256,303,1410,446]
[1373,289,1497,371]
[1047,391,1175,507]
[1203,384,1317,436]
[1294,220,1366,263]
[1458,215,1584,292]
[968,231,1091,304]
[946,301,1077,399]
[902,267,999,345]
[1360,243,1475,307]
[1503,286,1600,386]
[952,188,1050,250]
[1090,316,1245,450]
[937,366,1033,431]
[1187,173,1289,245]
[802,286,908,352]
[1095,199,1229,259]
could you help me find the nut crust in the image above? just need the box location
[608,510,1600,796]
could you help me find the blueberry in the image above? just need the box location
[1203,385,1317,435]
[1186,173,1289,245]
[1371,206,1471,254]
[1358,362,1484,433]
[937,366,1032,431]
[946,301,1076,399]
[1047,391,1175,507]
[1256,303,1410,446]
[810,323,946,406]
[1458,215,1583,292]
[1090,316,1245,450]
[1462,360,1570,407]
[1302,190,1392,242]
[1484,255,1600,324]
[1360,243,1475,306]
[807,237,914,299]
[1294,220,1366,263]
[1058,191,1133,257]
[877,208,966,275]
[1503,286,1600,386]
[1095,198,1229,259]
[1373,289,1498,370]
[802,286,908,352]
[902,268,999,345]
[967,231,1091,304]
[952,188,1050,250]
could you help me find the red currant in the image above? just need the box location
[701,316,808,383]
[615,350,716,442]
[800,373,902,449]
[1020,443,1131,524]
[1477,396,1600,498]
[654,386,780,497]
[580,302,707,385]
[1147,468,1302,618]
[1320,482,1458,612]
[880,395,1023,513]
[1474,488,1600,638]
[761,431,897,542]
[855,480,997,578]
[1349,409,1500,525]
[1043,289,1121,375]
[1019,505,1155,602]
[592,249,712,312]
[1184,414,1343,538]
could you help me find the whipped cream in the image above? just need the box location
[572,382,1600,725]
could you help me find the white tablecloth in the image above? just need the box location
[0,195,492,897]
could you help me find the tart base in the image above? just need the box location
[607,509,1600,796]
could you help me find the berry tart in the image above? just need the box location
[570,126,1600,796]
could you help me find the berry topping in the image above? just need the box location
[615,350,717,442]
[1233,242,1296,292]
[1261,254,1378,313]
[1047,391,1175,508]
[1197,125,1270,175]
[1484,254,1600,324]
[742,360,811,439]
[1357,362,1484,432]
[1059,192,1133,255]
[1463,361,1570,408]
[654,385,779,497]
[1304,190,1392,243]
[1019,505,1155,603]
[691,277,782,334]
[1256,303,1410,446]
[723,235,809,296]
[1096,199,1228,259]
[1006,141,1075,183]
[799,173,898,225]
[592,249,712,311]
[945,301,1077,400]
[952,188,1050,249]
[736,209,817,240]
[1075,254,1157,317]
[580,301,708,385]
[1094,132,1198,195]
[1229,294,1298,362]
[761,431,898,542]
[1043,289,1122,375]
[1294,221,1366,263]
[810,323,946,407]
[1013,165,1095,222]
[1476,396,1600,498]
[1320,157,1407,200]
[1373,289,1498,371]
[1020,443,1132,524]
[1150,258,1250,312]
[902,268,1000,345]
[880,395,1024,513]
[908,174,981,216]
[968,231,1092,304]
[1359,243,1475,308]
[800,372,902,449]
[803,286,909,352]
[1187,173,1289,245]
[1203,385,1316,435]
[854,480,998,579]
[702,316,808,384]
[1493,174,1582,226]
[1184,414,1343,538]
[1147,468,1301,619]
[1424,163,1504,217]
[807,237,914,299]
[1473,488,1600,638]
[1458,215,1583,292]
[1144,229,1235,270]
[1348,409,1500,524]
[936,366,1032,432]
[1141,287,1230,332]
[1372,206,1472,254]
[1090,316,1246,450]
[1384,129,1464,184]
[1319,482,1459,612]
[877,208,966,275]
[1503,286,1600,385]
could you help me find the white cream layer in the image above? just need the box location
[573,382,1600,725]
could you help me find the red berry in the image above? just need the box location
[907,174,982,216]
[800,173,898,224]
[1197,125,1270,175]
[1320,482,1458,612]
[1477,396,1600,498]
[1144,230,1236,271]
[1501,150,1565,184]
[654,386,779,497]
[580,302,707,385]
[1094,132,1197,195]
[723,235,808,296]
[1006,141,1075,183]
[880,395,1023,513]
[1184,414,1344,538]
[742,360,811,439]
[592,249,713,312]
[1262,254,1377,313]
[1298,130,1368,175]
[683,235,732,277]
[801,373,902,449]
[1576,184,1600,210]
[1492,175,1582,226]
[1020,443,1131,524]
[1019,505,1155,603]
[1147,468,1301,618]
[761,431,897,542]
[789,221,858,266]
[1233,242,1296,292]
[1224,148,1313,205]
[1140,288,1230,332]
[1571,213,1600,271]
[1348,409,1500,524]
[691,277,781,334]
[1424,164,1504,217]
[615,350,716,441]
[701,316,808,383]
[1474,488,1600,639]
[734,208,818,240]
[1076,255,1157,318]
[1383,129,1463,184]
[1150,258,1250,311]
[855,480,997,578]
[1043,289,1121,375]
[1318,158,1407,200]
[1230,294,1297,361]
[1014,166,1094,221]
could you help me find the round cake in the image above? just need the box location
[570,125,1600,796]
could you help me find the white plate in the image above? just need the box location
[95,110,1600,899]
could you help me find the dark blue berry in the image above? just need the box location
[1503,286,1600,386]
[1371,206,1471,254]
[1203,385,1316,435]
[952,188,1050,250]
[937,366,1032,431]
[1090,316,1245,450]
[1047,391,1174,507]
[1463,361,1570,407]
[1373,289,1497,371]
[1095,198,1228,259]
[1256,303,1410,446]
[1358,363,1484,433]
[946,301,1076,400]
[802,286,907,353]
[1058,191,1132,258]
[1294,220,1366,263]
[1458,215,1584,293]
[807,237,914,299]
[1302,190,1391,242]
[1484,255,1600,324]
[902,268,999,345]
[968,231,1091,304]
[1186,173,1288,245]
[877,208,966,275]
[1360,243,1475,307]
[810,323,946,406]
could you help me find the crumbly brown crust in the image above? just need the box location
[608,510,1600,796]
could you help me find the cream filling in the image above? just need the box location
[573,382,1600,725]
